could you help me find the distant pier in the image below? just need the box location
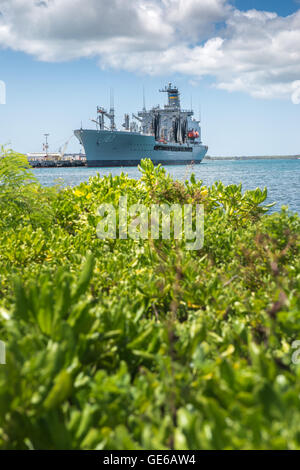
[27,152,87,168]
[29,159,87,168]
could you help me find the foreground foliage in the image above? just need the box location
[0,152,299,450]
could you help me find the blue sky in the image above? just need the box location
[0,0,299,156]
[232,0,299,16]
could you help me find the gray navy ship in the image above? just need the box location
[74,83,208,167]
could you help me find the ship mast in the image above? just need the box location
[95,89,116,131]
[159,82,181,108]
[109,88,116,130]
[143,87,146,112]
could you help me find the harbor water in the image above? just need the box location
[33,158,300,213]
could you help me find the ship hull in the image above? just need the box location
[74,129,208,167]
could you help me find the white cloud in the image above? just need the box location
[0,0,300,102]
[162,0,231,40]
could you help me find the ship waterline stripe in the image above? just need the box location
[154,145,193,152]
[86,159,203,167]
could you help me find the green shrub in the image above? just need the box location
[0,146,57,231]
[0,154,299,449]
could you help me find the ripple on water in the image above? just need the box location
[32,159,300,213]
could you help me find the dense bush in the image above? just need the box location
[0,151,299,449]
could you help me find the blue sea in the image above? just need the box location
[33,159,300,213]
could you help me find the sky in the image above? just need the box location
[0,0,299,156]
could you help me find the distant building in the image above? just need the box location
[64,153,86,161]
[27,152,86,161]
[27,152,62,161]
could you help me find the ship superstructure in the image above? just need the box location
[74,83,208,167]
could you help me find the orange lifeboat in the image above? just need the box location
[188,131,199,139]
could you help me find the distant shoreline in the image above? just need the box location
[204,155,300,160]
